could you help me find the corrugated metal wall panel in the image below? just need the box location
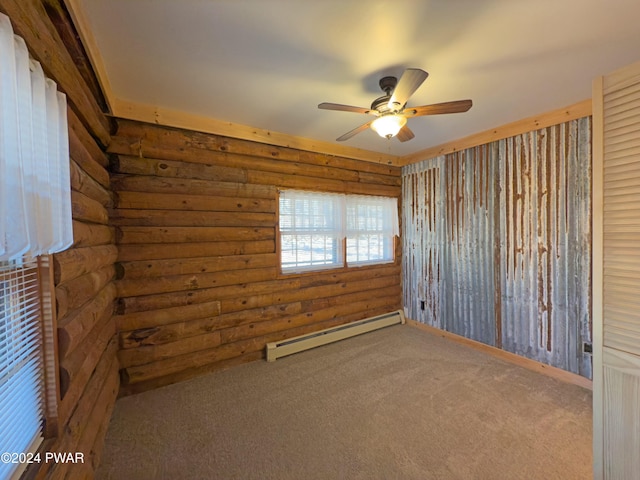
[403,158,445,329]
[402,117,592,377]
[442,145,497,345]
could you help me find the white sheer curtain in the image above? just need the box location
[0,13,71,262]
[346,195,399,237]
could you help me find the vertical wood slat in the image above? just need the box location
[402,116,592,377]
[593,60,640,479]
[602,349,640,478]
[602,79,640,356]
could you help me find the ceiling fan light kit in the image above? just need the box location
[371,114,407,139]
[318,68,472,143]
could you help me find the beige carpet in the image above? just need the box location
[96,324,592,479]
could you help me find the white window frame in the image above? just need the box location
[278,190,398,274]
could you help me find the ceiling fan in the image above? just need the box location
[318,68,472,142]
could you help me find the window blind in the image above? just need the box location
[0,257,44,480]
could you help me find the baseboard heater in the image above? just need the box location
[266,309,405,362]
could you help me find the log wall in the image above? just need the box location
[0,1,118,478]
[108,120,403,394]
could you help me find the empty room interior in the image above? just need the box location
[2,1,640,479]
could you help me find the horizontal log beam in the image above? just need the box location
[70,159,111,207]
[108,209,276,228]
[118,351,262,396]
[119,302,302,349]
[56,265,115,319]
[116,267,277,298]
[71,190,109,224]
[116,300,222,331]
[115,226,274,244]
[110,152,248,183]
[72,220,115,247]
[53,244,118,284]
[116,239,274,262]
[110,171,275,198]
[114,191,275,213]
[302,285,402,312]
[296,264,401,287]
[57,282,116,358]
[116,253,276,280]
[121,335,266,385]
[245,169,400,197]
[118,331,222,368]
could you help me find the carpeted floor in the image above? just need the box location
[96,324,593,479]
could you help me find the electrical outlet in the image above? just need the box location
[583,343,592,354]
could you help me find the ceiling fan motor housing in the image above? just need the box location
[371,95,392,113]
[374,76,404,113]
[379,76,397,94]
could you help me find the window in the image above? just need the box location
[279,191,345,272]
[0,258,50,480]
[279,190,398,273]
[0,13,70,479]
[346,195,398,265]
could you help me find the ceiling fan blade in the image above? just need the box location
[404,99,473,117]
[388,68,429,110]
[336,121,372,141]
[396,125,415,142]
[318,102,374,115]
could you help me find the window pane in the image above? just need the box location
[0,257,45,480]
[279,191,344,273]
[346,196,397,266]
[347,234,394,264]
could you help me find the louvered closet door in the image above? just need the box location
[593,60,640,479]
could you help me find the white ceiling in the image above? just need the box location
[76,0,640,158]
